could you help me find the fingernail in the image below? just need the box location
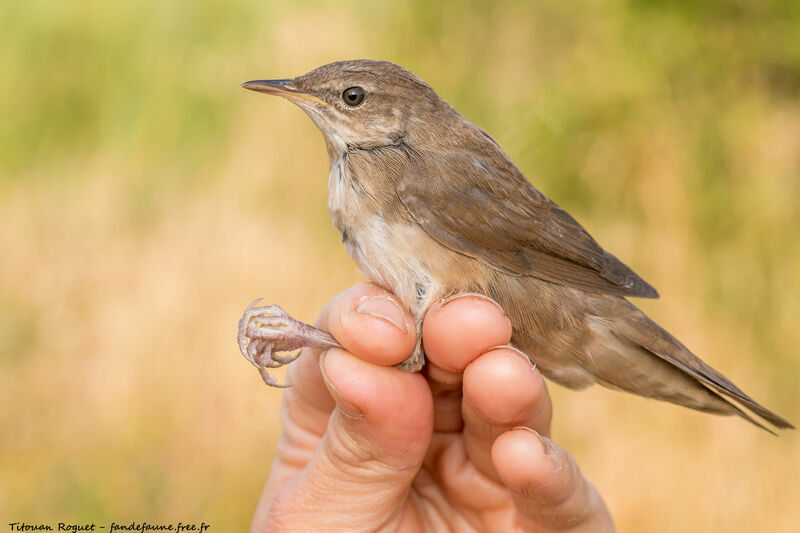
[355,295,409,334]
[512,426,552,455]
[439,292,506,315]
[319,350,364,419]
[484,344,536,370]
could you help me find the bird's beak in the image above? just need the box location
[241,79,330,106]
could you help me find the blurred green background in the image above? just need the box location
[1,0,798,530]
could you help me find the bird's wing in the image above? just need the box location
[397,150,658,298]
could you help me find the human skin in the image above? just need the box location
[250,282,615,532]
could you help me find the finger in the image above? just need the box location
[282,282,417,436]
[321,281,416,366]
[461,347,552,482]
[423,293,513,372]
[256,347,433,532]
[257,283,418,517]
[251,346,332,515]
[492,429,614,532]
[422,294,513,432]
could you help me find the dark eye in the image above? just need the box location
[342,86,365,107]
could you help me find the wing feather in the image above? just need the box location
[398,150,658,298]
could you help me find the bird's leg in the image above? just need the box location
[237,299,341,387]
[394,317,426,372]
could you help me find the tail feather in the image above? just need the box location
[612,301,794,431]
[647,346,794,431]
[697,388,777,435]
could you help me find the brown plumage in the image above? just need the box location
[242,60,793,432]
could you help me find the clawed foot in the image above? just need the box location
[237,299,341,387]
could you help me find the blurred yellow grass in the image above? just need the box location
[1,1,798,530]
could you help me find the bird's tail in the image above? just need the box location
[585,301,794,434]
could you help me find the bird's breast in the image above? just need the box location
[327,158,443,317]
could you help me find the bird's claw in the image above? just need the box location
[237,299,341,387]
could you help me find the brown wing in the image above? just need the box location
[398,150,658,298]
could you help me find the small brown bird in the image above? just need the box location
[237,59,792,432]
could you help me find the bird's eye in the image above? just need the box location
[341,86,365,107]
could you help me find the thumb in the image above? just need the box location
[264,348,433,531]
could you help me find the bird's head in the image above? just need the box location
[242,60,455,159]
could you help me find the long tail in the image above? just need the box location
[592,299,794,433]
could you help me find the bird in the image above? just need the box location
[237,59,793,433]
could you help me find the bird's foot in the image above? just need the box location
[237,299,341,387]
[394,334,426,372]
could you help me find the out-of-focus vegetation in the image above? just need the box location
[1,0,798,530]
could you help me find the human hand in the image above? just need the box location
[251,283,614,532]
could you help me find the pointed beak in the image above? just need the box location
[241,79,330,106]
[241,79,294,95]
